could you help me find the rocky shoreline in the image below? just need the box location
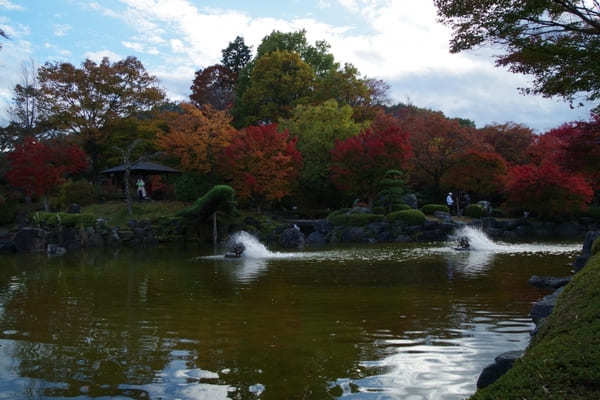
[474,230,600,391]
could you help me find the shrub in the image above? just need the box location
[592,238,600,256]
[391,203,411,212]
[465,204,486,218]
[174,173,216,202]
[421,204,449,215]
[177,185,237,220]
[327,208,350,219]
[328,213,384,227]
[58,180,96,208]
[386,209,426,225]
[582,206,600,220]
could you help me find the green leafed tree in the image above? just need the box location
[279,99,364,206]
[434,0,600,109]
[236,50,315,126]
[221,35,252,74]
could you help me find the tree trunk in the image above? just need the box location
[212,212,218,253]
[43,195,49,212]
[125,168,133,216]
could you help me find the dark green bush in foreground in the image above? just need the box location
[421,204,449,215]
[471,253,600,399]
[328,213,384,227]
[386,209,426,225]
[464,204,485,218]
[177,185,236,220]
[58,180,96,208]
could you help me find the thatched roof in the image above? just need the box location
[100,161,180,175]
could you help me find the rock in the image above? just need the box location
[0,240,16,253]
[340,227,369,243]
[476,351,523,389]
[394,234,412,243]
[401,193,418,209]
[530,287,564,324]
[47,244,67,256]
[433,211,451,220]
[14,228,47,253]
[306,231,327,246]
[528,275,571,289]
[573,231,600,272]
[313,219,333,234]
[279,226,305,249]
[67,203,81,214]
[556,222,582,238]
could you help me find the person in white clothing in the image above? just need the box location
[446,192,454,214]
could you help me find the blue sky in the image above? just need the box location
[0,0,592,131]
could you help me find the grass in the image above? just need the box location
[82,201,189,227]
[470,252,600,399]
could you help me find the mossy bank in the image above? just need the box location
[470,250,600,399]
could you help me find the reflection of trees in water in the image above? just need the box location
[0,247,558,399]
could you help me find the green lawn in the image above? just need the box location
[82,201,189,227]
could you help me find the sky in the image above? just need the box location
[0,0,593,131]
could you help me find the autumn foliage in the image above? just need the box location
[219,124,302,206]
[330,125,412,203]
[504,162,593,218]
[441,151,507,198]
[156,103,237,174]
[6,138,88,199]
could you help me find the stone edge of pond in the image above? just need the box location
[470,231,600,400]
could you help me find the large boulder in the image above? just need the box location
[530,287,564,324]
[573,231,600,271]
[556,222,582,238]
[340,227,371,243]
[306,231,327,247]
[476,201,492,214]
[14,228,47,252]
[401,193,418,209]
[477,351,523,389]
[279,226,305,249]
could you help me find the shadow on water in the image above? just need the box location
[0,229,580,399]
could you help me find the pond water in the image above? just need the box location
[0,228,580,400]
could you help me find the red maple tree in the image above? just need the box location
[6,138,88,210]
[441,150,508,198]
[219,124,302,208]
[504,161,593,218]
[330,125,412,205]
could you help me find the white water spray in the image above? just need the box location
[226,231,278,258]
[449,226,579,254]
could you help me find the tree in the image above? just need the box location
[36,56,165,176]
[189,64,236,110]
[219,124,302,208]
[6,138,88,210]
[330,125,412,205]
[221,36,252,74]
[155,103,237,175]
[236,51,315,126]
[279,99,364,205]
[400,111,481,194]
[478,122,535,165]
[504,161,593,218]
[9,59,43,139]
[434,0,600,109]
[0,28,8,50]
[440,150,508,199]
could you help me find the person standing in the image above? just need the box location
[446,192,454,215]
[136,177,146,200]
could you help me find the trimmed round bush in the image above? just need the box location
[327,208,351,220]
[592,237,600,256]
[328,213,384,227]
[421,204,449,215]
[465,204,485,218]
[386,209,426,225]
[390,203,411,212]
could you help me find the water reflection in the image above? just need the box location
[0,240,578,400]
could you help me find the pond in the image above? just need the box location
[0,228,579,399]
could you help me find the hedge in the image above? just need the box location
[386,209,426,225]
[328,213,384,227]
[464,204,485,218]
[177,185,236,220]
[421,204,449,215]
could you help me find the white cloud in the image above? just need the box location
[84,49,123,62]
[53,23,72,37]
[122,40,144,52]
[0,0,24,11]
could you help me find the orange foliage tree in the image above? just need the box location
[219,124,302,208]
[155,103,237,174]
